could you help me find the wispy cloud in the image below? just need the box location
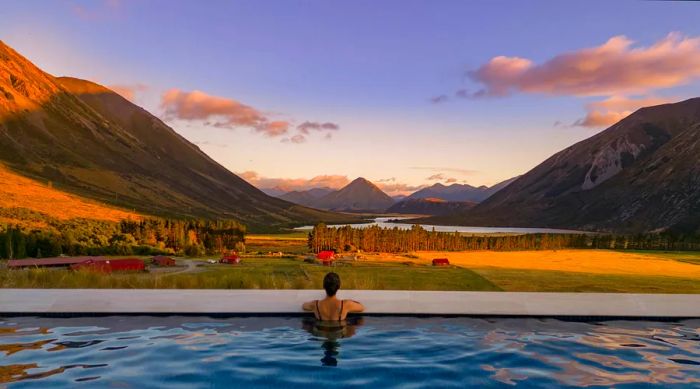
[160,89,340,142]
[466,33,700,98]
[238,171,350,192]
[410,166,479,176]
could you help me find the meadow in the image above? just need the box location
[2,244,700,292]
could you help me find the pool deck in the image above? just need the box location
[1,289,700,317]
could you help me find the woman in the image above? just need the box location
[302,272,365,321]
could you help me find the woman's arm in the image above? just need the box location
[344,299,365,313]
[302,300,316,311]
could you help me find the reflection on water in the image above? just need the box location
[301,317,365,367]
[0,316,698,387]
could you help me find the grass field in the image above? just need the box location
[0,258,499,291]
[3,246,700,293]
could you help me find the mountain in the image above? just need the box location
[278,187,334,207]
[314,178,395,212]
[407,177,518,202]
[386,197,476,216]
[0,163,141,228]
[0,41,356,231]
[430,98,700,233]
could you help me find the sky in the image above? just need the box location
[2,0,700,195]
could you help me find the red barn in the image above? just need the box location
[432,258,450,266]
[71,258,145,273]
[220,252,240,264]
[152,256,176,267]
[317,251,335,266]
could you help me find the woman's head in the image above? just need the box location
[323,272,341,296]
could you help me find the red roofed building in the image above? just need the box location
[317,250,335,266]
[432,258,450,266]
[220,252,240,264]
[152,256,176,267]
[70,258,146,273]
[8,256,106,269]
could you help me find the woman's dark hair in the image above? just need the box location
[323,272,341,296]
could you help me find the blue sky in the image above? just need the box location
[2,0,700,194]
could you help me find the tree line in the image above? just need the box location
[0,216,246,260]
[307,224,700,253]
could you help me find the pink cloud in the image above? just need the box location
[160,89,289,137]
[574,95,676,127]
[427,173,446,181]
[468,33,700,98]
[377,182,428,196]
[109,83,147,102]
[239,171,350,192]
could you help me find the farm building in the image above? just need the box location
[317,250,335,266]
[70,258,146,273]
[152,256,176,267]
[8,256,106,269]
[220,252,240,264]
[432,258,450,266]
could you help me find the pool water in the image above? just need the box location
[1,316,699,388]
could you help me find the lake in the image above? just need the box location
[295,217,589,234]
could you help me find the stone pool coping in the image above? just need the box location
[2,289,700,317]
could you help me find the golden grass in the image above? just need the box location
[369,249,700,279]
[0,165,141,222]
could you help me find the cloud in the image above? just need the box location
[573,95,675,127]
[376,182,428,196]
[109,83,147,102]
[446,178,458,183]
[410,166,479,176]
[238,171,350,192]
[430,95,450,104]
[427,173,446,180]
[281,134,307,144]
[160,89,290,137]
[297,121,340,134]
[161,89,340,142]
[377,177,396,183]
[467,33,700,98]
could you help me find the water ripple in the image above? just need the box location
[0,316,698,388]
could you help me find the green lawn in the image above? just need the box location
[0,258,500,291]
[473,267,700,293]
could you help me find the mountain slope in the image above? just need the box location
[0,41,355,230]
[386,197,476,216]
[0,164,141,228]
[407,177,518,202]
[315,178,395,212]
[433,98,700,233]
[278,187,334,207]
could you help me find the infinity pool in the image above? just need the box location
[1,316,699,388]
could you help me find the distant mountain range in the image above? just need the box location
[269,176,516,214]
[386,197,476,216]
[0,41,356,231]
[406,177,519,202]
[426,98,700,233]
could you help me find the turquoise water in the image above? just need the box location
[1,316,699,388]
